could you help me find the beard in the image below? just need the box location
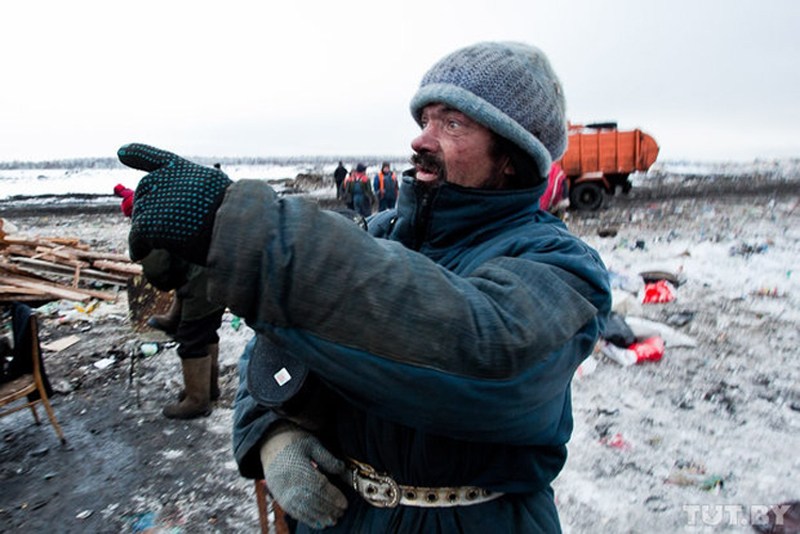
[410,152,447,183]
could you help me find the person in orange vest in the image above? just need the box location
[372,161,399,212]
[341,163,375,217]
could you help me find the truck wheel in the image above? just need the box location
[607,173,632,195]
[570,182,604,211]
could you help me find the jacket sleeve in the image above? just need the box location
[210,180,610,444]
[232,336,281,479]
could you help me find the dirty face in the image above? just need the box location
[411,103,511,189]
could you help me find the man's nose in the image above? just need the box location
[411,125,440,154]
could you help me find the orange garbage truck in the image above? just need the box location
[557,122,659,210]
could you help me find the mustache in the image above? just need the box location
[410,152,446,180]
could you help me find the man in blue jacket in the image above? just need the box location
[118,40,611,533]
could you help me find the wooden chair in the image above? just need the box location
[0,307,66,444]
[255,479,290,534]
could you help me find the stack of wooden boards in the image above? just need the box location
[0,218,141,304]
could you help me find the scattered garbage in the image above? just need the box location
[665,310,695,327]
[642,280,676,304]
[629,336,665,363]
[600,432,632,451]
[74,300,100,315]
[624,316,698,348]
[598,227,618,238]
[602,312,637,347]
[611,291,643,318]
[729,241,770,257]
[608,270,645,295]
[665,461,723,493]
[93,357,115,370]
[130,512,157,533]
[599,340,637,366]
[139,343,159,357]
[598,333,666,366]
[751,287,785,298]
[40,334,81,352]
[639,269,686,287]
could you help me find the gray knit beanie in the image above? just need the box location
[410,41,567,180]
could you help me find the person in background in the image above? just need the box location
[117,40,611,532]
[341,162,375,217]
[333,161,347,200]
[113,184,225,420]
[113,183,134,217]
[539,161,570,219]
[372,161,399,212]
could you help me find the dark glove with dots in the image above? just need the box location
[117,143,232,264]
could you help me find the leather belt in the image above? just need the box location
[348,459,503,508]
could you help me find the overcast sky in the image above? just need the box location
[2,0,798,163]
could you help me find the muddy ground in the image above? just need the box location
[1,168,799,533]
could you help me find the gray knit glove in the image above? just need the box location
[117,143,232,264]
[260,424,348,529]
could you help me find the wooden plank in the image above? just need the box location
[35,245,82,263]
[1,236,46,247]
[92,260,142,275]
[37,237,85,248]
[0,274,91,301]
[10,256,89,273]
[1,228,135,302]
[6,245,133,269]
[0,285,45,295]
[31,252,88,268]
[8,258,128,282]
[71,250,132,262]
[5,244,42,257]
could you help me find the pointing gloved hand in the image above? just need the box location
[260,422,348,529]
[117,143,232,264]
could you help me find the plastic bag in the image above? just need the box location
[642,280,676,304]
[629,336,665,363]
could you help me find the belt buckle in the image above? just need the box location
[352,463,401,508]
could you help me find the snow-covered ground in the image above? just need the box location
[1,159,799,532]
[0,158,412,200]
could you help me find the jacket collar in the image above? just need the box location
[392,175,547,250]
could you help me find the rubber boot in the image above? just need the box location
[147,295,182,335]
[162,356,212,419]
[178,343,220,402]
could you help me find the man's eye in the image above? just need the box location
[446,120,461,130]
